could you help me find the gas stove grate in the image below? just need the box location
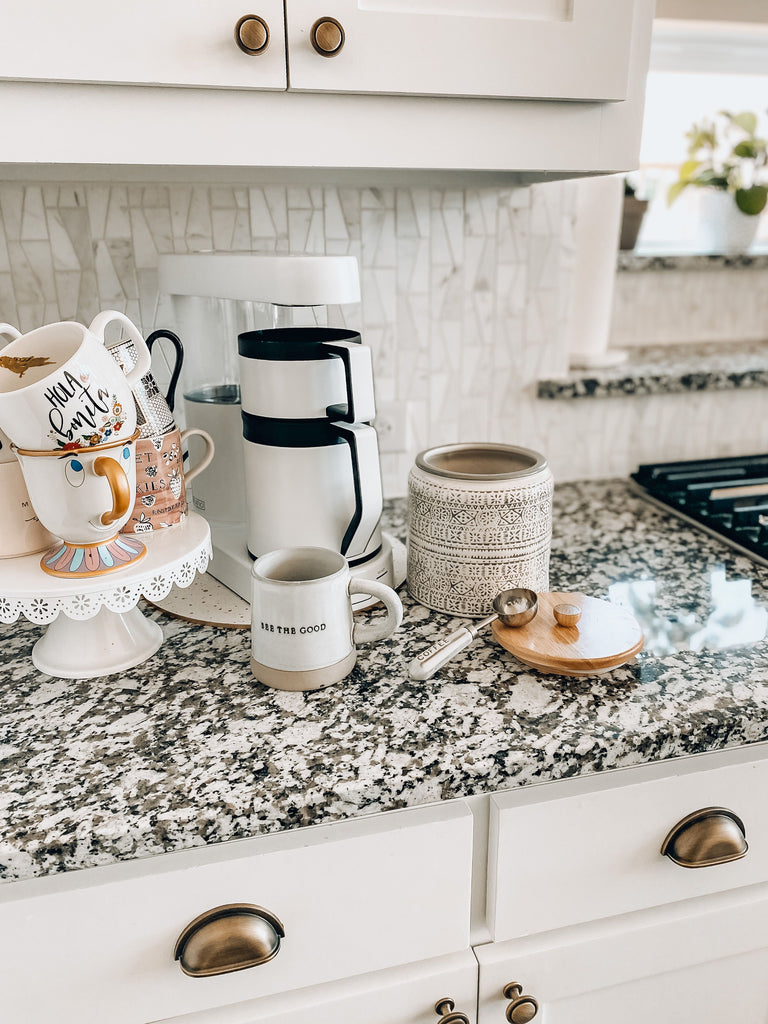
[630,454,768,569]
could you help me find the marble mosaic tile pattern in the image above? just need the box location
[0,181,575,496]
[0,180,763,491]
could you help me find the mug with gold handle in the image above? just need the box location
[14,429,146,578]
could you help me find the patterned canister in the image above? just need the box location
[407,443,553,617]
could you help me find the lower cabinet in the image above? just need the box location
[476,882,768,1024]
[0,802,473,1024]
[6,745,768,1024]
[154,877,768,1024]
[152,950,479,1024]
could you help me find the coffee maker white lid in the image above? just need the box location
[158,253,360,306]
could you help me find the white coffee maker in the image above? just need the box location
[157,253,404,607]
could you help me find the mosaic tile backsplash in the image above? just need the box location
[0,179,763,494]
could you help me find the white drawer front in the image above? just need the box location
[488,747,768,941]
[0,802,472,1024]
[477,883,768,1024]
[154,950,478,1024]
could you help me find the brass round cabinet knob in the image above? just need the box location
[434,997,470,1024]
[234,15,270,55]
[504,984,539,1024]
[310,16,345,56]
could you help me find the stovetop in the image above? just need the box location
[631,454,768,568]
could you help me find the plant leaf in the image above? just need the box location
[733,140,759,159]
[679,159,701,180]
[735,185,768,215]
[695,171,729,189]
[733,112,758,135]
[667,180,688,205]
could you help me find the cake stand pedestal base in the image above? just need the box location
[32,605,164,679]
[0,513,211,680]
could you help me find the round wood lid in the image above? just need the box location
[491,591,643,676]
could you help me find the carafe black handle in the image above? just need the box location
[324,340,376,424]
[330,421,383,557]
[146,329,184,413]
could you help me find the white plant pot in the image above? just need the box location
[696,190,761,255]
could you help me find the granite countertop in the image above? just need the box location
[617,253,768,272]
[3,480,768,884]
[537,341,768,401]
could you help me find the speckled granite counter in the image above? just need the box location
[537,341,768,400]
[617,253,768,271]
[3,480,768,883]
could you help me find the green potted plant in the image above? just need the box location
[620,176,649,251]
[667,110,767,254]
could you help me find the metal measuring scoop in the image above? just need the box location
[409,588,538,681]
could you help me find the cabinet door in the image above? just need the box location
[0,1,287,89]
[0,803,472,1024]
[476,883,768,1024]
[285,0,634,100]
[153,950,478,1023]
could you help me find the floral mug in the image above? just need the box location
[124,427,214,533]
[0,310,150,451]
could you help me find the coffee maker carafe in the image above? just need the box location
[239,327,383,566]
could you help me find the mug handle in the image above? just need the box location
[94,456,131,526]
[89,310,152,387]
[0,324,21,343]
[349,579,403,645]
[180,428,215,484]
[146,329,184,412]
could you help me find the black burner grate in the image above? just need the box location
[630,454,768,568]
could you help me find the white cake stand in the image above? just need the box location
[0,513,211,679]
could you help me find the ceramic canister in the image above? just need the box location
[406,443,554,617]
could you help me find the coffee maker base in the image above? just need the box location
[205,521,406,611]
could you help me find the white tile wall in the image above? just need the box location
[0,179,763,495]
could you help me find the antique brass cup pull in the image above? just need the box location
[434,997,470,1024]
[504,983,539,1024]
[661,806,748,868]
[174,903,285,977]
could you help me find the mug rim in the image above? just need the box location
[0,321,89,397]
[252,546,347,585]
[14,427,141,458]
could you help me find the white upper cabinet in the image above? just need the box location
[0,0,288,90]
[285,0,634,101]
[0,0,653,175]
[0,0,638,100]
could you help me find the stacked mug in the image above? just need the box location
[0,311,154,578]
[0,351,56,559]
[109,329,214,536]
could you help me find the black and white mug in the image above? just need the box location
[250,546,403,691]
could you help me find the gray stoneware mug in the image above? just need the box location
[250,546,403,691]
